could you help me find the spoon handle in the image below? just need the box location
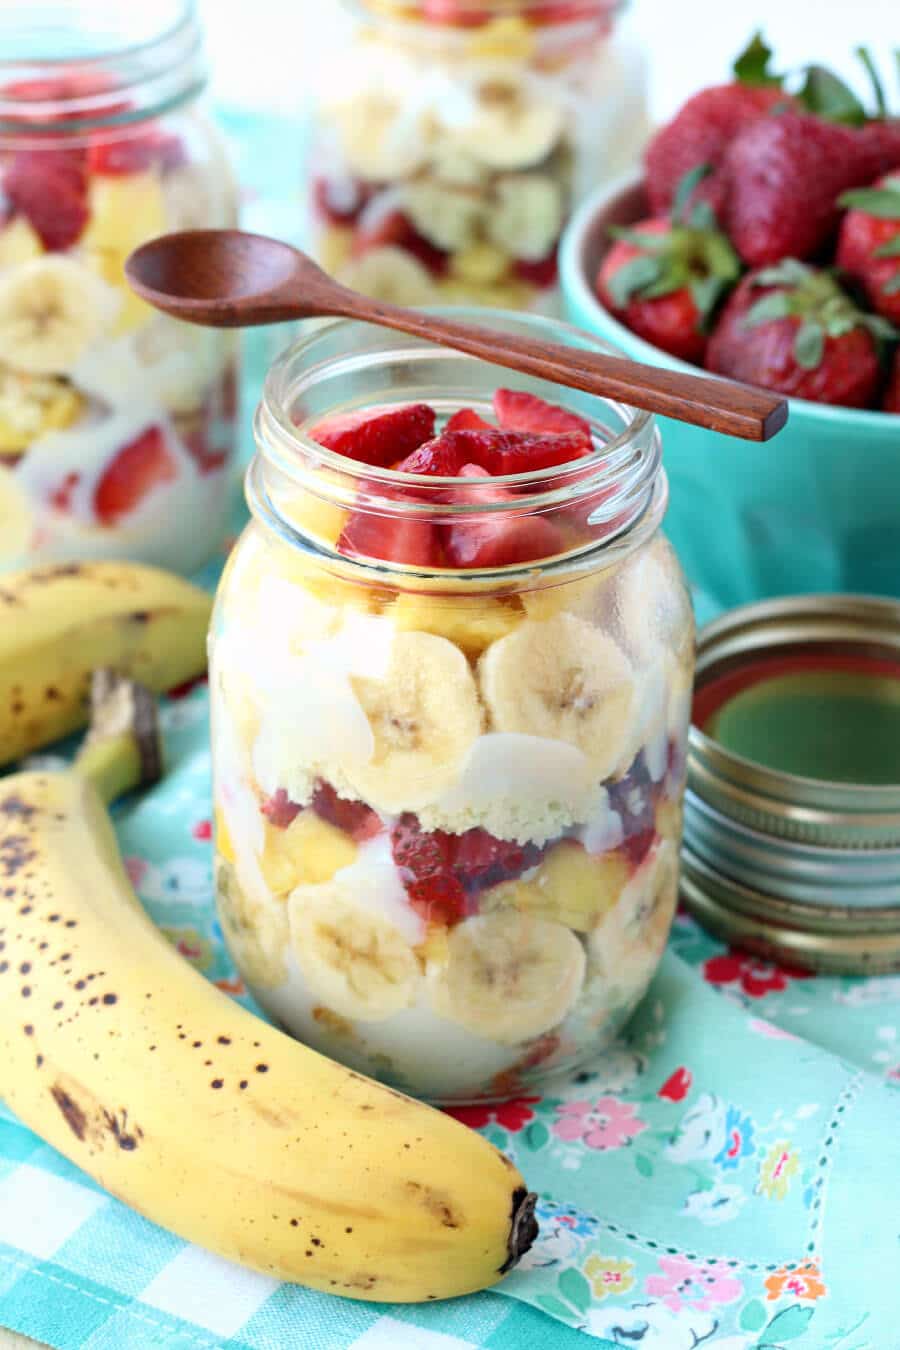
[331,291,787,443]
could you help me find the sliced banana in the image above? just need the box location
[338,247,438,306]
[520,572,606,622]
[588,840,678,996]
[606,536,695,667]
[215,857,288,990]
[287,882,421,1021]
[0,256,120,375]
[488,173,563,262]
[479,613,639,781]
[331,92,431,181]
[0,369,84,453]
[483,839,631,933]
[402,181,485,253]
[344,630,483,813]
[456,77,564,171]
[428,145,489,189]
[428,912,585,1046]
[0,462,34,564]
[387,591,521,657]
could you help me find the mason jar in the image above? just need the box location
[0,0,239,575]
[307,0,648,313]
[210,311,693,1103]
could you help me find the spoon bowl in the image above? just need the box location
[126,229,789,441]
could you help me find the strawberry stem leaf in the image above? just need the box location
[855,46,888,118]
[604,254,664,306]
[873,236,900,258]
[838,185,900,218]
[733,31,782,87]
[672,163,713,224]
[793,321,825,369]
[798,65,867,125]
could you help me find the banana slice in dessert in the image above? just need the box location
[429,912,585,1045]
[402,181,485,253]
[332,93,430,181]
[345,630,483,813]
[479,613,638,780]
[338,247,438,306]
[288,883,421,1021]
[606,536,694,666]
[215,857,289,990]
[0,256,119,375]
[457,77,565,171]
[483,839,631,932]
[487,173,563,261]
[588,840,678,991]
[0,462,34,563]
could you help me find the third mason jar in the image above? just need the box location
[307,0,648,312]
[211,311,693,1103]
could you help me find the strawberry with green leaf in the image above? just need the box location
[706,259,894,407]
[596,167,742,362]
[838,173,900,323]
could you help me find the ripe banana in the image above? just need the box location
[0,255,119,375]
[0,771,538,1299]
[0,561,211,766]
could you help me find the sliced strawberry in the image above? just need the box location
[453,829,544,893]
[338,509,443,568]
[93,425,177,525]
[408,428,590,476]
[87,126,186,175]
[310,403,436,468]
[49,471,80,514]
[513,251,559,289]
[312,174,371,225]
[352,201,449,276]
[396,435,470,476]
[445,511,566,568]
[420,0,490,26]
[445,407,492,432]
[391,814,468,925]
[260,789,302,829]
[311,780,382,841]
[4,149,88,250]
[494,388,592,440]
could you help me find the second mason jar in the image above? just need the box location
[307,0,648,312]
[211,312,693,1102]
[0,0,238,575]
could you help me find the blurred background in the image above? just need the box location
[200,0,889,118]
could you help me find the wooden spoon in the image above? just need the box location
[126,230,788,442]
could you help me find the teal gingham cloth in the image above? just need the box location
[1,108,899,1350]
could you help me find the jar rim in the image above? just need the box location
[0,0,205,134]
[250,307,667,585]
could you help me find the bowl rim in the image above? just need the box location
[559,170,898,429]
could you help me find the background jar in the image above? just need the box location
[0,0,239,576]
[307,0,648,313]
[210,311,692,1103]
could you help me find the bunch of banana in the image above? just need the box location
[0,693,538,1300]
[0,561,211,767]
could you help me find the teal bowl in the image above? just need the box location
[559,175,900,610]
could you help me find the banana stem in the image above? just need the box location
[74,669,163,807]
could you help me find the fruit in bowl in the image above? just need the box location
[591,35,900,412]
[558,38,900,603]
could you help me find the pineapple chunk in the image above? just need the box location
[388,591,522,656]
[483,839,630,932]
[521,572,607,621]
[82,171,168,333]
[0,216,43,269]
[260,811,358,898]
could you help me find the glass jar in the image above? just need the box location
[210,311,693,1103]
[307,0,648,313]
[0,1,239,575]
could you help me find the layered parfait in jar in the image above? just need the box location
[0,9,239,574]
[309,0,648,312]
[211,314,693,1102]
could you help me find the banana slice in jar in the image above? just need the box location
[606,536,695,668]
[588,840,678,996]
[287,883,421,1022]
[215,857,289,991]
[402,181,486,253]
[330,92,431,182]
[479,613,639,781]
[0,256,119,376]
[455,75,565,172]
[428,912,586,1046]
[487,173,563,262]
[343,630,484,813]
[338,248,438,306]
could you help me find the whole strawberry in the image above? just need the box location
[596,172,741,362]
[721,112,885,267]
[706,260,893,406]
[884,348,900,413]
[837,173,900,323]
[644,82,789,215]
